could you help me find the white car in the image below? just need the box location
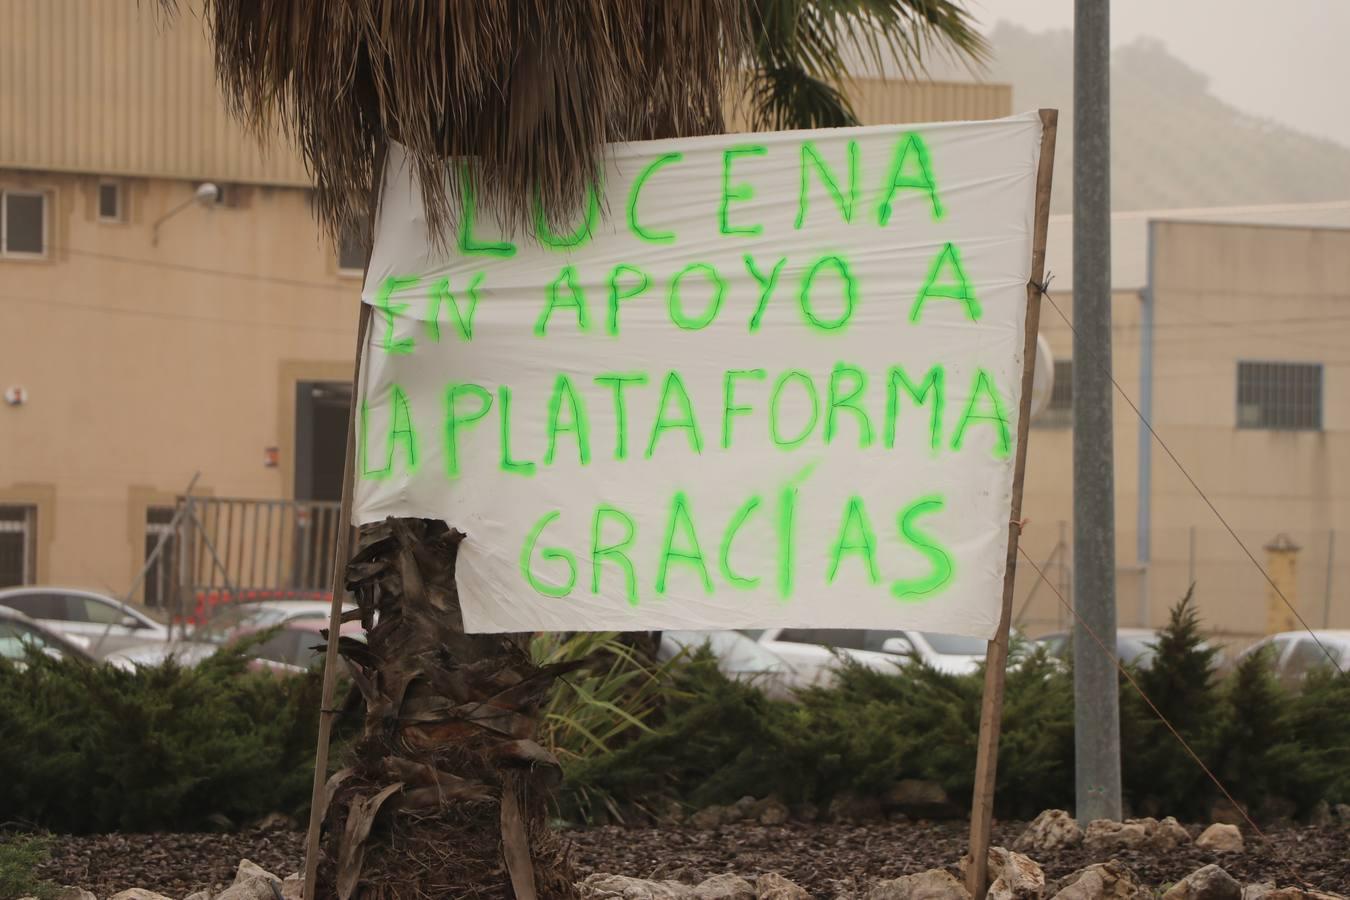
[747,627,988,686]
[105,598,356,671]
[1238,630,1349,688]
[0,586,169,657]
[657,630,805,698]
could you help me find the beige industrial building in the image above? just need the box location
[1016,209,1350,639]
[3,2,1346,642]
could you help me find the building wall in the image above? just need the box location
[0,171,358,598]
[1013,222,1350,641]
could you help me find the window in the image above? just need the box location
[76,596,127,626]
[1,190,47,257]
[337,222,369,274]
[1237,361,1322,431]
[144,505,176,608]
[1283,638,1341,680]
[0,505,37,587]
[0,591,65,620]
[98,181,123,221]
[775,628,866,651]
[1036,359,1073,427]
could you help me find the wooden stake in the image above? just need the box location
[302,301,371,899]
[303,149,387,899]
[966,108,1058,900]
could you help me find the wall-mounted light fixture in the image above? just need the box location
[151,182,220,246]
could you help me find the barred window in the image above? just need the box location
[1237,361,1322,431]
[1035,359,1073,427]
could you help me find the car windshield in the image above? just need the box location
[922,633,987,655]
[192,605,293,645]
[666,630,783,671]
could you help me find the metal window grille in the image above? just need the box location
[1236,361,1322,431]
[0,505,37,587]
[1036,359,1074,427]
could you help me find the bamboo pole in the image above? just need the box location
[966,108,1058,900]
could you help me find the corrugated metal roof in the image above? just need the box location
[0,0,309,185]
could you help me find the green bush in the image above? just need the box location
[1119,589,1223,819]
[560,644,1077,820]
[0,647,324,833]
[0,835,57,900]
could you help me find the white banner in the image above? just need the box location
[354,112,1045,636]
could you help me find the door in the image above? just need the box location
[294,381,352,502]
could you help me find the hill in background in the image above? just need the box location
[980,23,1350,212]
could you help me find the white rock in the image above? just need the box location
[695,875,757,900]
[235,860,281,887]
[1161,865,1241,900]
[1196,824,1244,854]
[281,873,303,900]
[582,873,696,899]
[215,879,276,900]
[960,848,1043,900]
[866,868,971,900]
[1153,817,1192,851]
[1049,862,1145,900]
[1015,810,1084,854]
[1084,820,1149,853]
[183,892,212,900]
[54,890,98,900]
[109,891,175,900]
[757,872,810,900]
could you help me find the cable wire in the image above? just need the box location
[1038,278,1346,677]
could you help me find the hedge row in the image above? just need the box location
[2,597,1346,833]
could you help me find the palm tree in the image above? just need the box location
[175,2,986,897]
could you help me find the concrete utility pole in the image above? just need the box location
[1072,0,1123,823]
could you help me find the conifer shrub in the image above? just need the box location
[0,646,325,833]
[1119,588,1222,819]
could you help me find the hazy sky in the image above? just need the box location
[979,1,1350,149]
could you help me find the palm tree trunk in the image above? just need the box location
[318,517,579,899]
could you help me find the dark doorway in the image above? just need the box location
[295,381,352,501]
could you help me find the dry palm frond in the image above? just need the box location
[165,0,746,244]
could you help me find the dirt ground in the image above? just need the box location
[31,820,1350,898]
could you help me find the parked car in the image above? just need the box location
[0,606,97,665]
[0,586,169,657]
[1237,630,1349,688]
[745,627,988,686]
[249,617,366,674]
[656,630,803,698]
[1036,627,1227,672]
[105,599,359,672]
[191,598,355,640]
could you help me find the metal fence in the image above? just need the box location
[1012,521,1349,647]
[141,495,353,623]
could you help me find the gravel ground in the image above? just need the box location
[29,820,1350,898]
